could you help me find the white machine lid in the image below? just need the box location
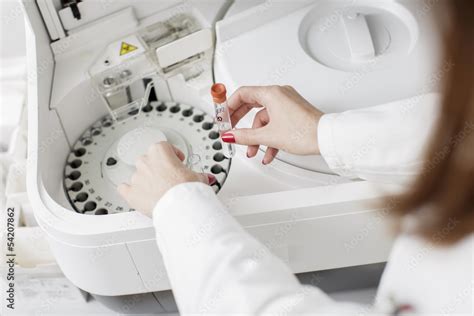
[37,0,226,41]
[215,0,442,173]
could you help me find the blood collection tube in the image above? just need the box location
[211,83,236,158]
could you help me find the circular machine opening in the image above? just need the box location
[299,1,419,72]
[63,102,231,215]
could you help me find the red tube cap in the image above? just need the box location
[211,83,227,103]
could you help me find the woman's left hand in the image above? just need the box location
[118,142,216,217]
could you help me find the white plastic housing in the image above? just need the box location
[22,0,441,297]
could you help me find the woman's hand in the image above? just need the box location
[223,85,324,164]
[118,142,216,217]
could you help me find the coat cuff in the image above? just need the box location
[318,113,345,172]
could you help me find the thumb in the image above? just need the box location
[223,128,269,146]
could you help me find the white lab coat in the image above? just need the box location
[153,94,473,315]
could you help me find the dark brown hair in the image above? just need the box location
[392,1,474,244]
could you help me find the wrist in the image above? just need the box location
[313,113,323,155]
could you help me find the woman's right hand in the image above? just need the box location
[223,85,324,164]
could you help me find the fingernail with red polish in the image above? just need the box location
[207,174,217,185]
[222,133,235,143]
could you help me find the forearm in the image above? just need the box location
[153,183,355,314]
[318,93,440,184]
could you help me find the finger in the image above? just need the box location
[228,86,273,125]
[247,110,269,158]
[171,146,186,162]
[222,126,271,147]
[117,183,131,200]
[230,103,263,127]
[135,155,148,170]
[196,173,217,185]
[262,147,279,165]
[149,142,182,165]
[228,86,269,113]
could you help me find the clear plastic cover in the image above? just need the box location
[89,14,203,122]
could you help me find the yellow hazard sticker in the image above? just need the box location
[119,42,138,56]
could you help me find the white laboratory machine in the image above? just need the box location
[23,0,441,313]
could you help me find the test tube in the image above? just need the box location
[211,83,236,158]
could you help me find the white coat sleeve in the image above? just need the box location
[153,182,380,315]
[318,93,441,184]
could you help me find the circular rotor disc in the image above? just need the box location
[64,101,231,215]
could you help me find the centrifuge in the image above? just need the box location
[23,0,441,312]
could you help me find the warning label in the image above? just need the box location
[119,42,138,56]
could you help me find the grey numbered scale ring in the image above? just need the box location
[64,101,231,215]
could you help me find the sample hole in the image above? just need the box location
[211,165,224,174]
[81,137,93,146]
[170,105,181,113]
[143,104,153,112]
[212,141,223,150]
[182,109,193,117]
[74,148,86,157]
[202,122,214,130]
[91,127,102,136]
[106,157,117,166]
[102,118,113,127]
[209,131,220,140]
[156,103,167,112]
[76,192,88,202]
[193,115,204,123]
[69,182,83,192]
[128,109,139,116]
[68,171,81,180]
[95,208,108,215]
[70,159,82,169]
[213,153,225,162]
[84,201,97,212]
